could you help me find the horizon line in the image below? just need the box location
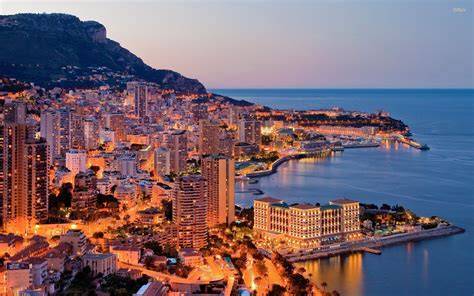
[209,87,474,90]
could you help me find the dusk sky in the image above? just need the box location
[1,0,472,88]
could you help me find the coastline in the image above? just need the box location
[244,149,332,178]
[285,225,465,263]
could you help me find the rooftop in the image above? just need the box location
[254,197,283,204]
[83,252,116,260]
[331,198,359,205]
[321,204,342,210]
[291,203,319,210]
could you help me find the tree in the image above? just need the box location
[144,256,154,269]
[143,241,163,255]
[92,232,104,239]
[321,281,328,291]
[288,273,309,295]
[96,194,119,209]
[100,274,150,295]
[89,165,100,175]
[268,284,286,296]
[64,266,96,295]
[163,244,178,257]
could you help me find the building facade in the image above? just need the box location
[65,150,87,177]
[1,103,49,232]
[165,130,188,173]
[201,155,235,227]
[199,120,221,156]
[238,119,261,146]
[254,197,360,250]
[172,176,208,249]
[134,83,148,120]
[82,253,117,276]
[153,147,170,178]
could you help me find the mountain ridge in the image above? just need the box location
[0,13,206,93]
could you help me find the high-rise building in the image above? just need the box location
[165,130,188,173]
[238,119,262,146]
[134,83,148,120]
[199,120,221,155]
[1,103,49,231]
[218,130,235,158]
[40,109,60,165]
[83,118,99,150]
[25,139,49,223]
[58,107,72,155]
[70,112,85,150]
[41,108,83,164]
[172,175,208,249]
[201,155,235,227]
[154,147,171,178]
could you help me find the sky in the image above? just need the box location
[1,0,473,89]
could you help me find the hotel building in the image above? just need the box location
[253,197,360,250]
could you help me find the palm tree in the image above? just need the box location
[321,282,328,292]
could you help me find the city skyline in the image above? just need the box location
[2,0,473,89]
[0,2,471,295]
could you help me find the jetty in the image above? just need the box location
[394,135,430,150]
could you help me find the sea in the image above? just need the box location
[212,89,474,296]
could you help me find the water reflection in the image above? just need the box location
[295,253,364,296]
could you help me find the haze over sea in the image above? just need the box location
[213,89,474,296]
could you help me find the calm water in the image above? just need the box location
[213,89,474,296]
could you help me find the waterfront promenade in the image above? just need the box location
[245,149,331,178]
[284,225,464,262]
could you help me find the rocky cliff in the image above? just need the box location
[0,13,206,93]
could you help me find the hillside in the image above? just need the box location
[0,13,206,93]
